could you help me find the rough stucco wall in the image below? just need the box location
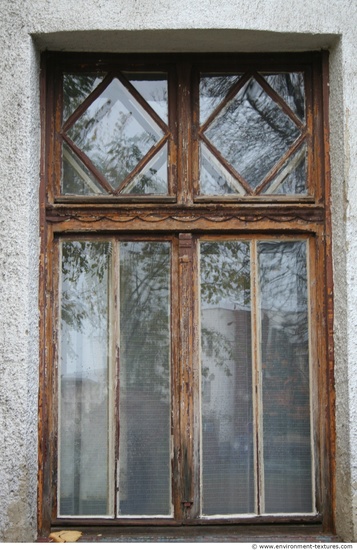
[0,1,40,543]
[0,0,356,542]
[337,30,357,540]
[328,40,351,539]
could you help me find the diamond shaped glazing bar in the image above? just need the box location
[201,75,303,194]
[62,72,170,195]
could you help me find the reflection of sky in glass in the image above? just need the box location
[59,241,111,516]
[259,240,312,514]
[264,73,305,122]
[200,75,240,125]
[200,240,253,515]
[199,73,305,195]
[124,74,168,123]
[63,74,169,195]
[200,142,245,195]
[62,141,107,195]
[119,241,171,517]
[60,241,110,381]
[68,78,164,188]
[258,242,309,373]
[123,143,168,194]
[63,74,105,122]
[263,145,307,195]
[205,78,300,189]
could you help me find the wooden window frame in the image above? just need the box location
[38,51,335,536]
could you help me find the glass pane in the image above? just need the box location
[258,241,312,513]
[63,73,105,123]
[200,74,241,125]
[62,142,107,195]
[119,241,171,516]
[200,241,254,515]
[263,144,307,195]
[59,241,112,516]
[123,72,168,124]
[264,73,305,122]
[67,78,164,190]
[122,143,168,194]
[200,142,245,195]
[204,78,300,191]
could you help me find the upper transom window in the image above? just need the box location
[48,55,318,202]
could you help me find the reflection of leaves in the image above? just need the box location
[62,241,109,283]
[63,74,104,123]
[200,241,250,306]
[63,73,167,195]
[61,241,111,331]
[259,241,307,315]
[67,79,159,190]
[259,240,310,415]
[201,327,233,379]
[201,241,250,380]
[61,241,111,366]
[61,240,170,396]
[120,242,170,396]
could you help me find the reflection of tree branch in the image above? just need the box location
[283,74,304,120]
[246,95,291,139]
[201,327,233,379]
[123,257,168,303]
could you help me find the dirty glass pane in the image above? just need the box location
[62,142,107,195]
[63,73,105,123]
[200,74,241,125]
[59,241,111,516]
[118,241,171,516]
[123,72,168,124]
[200,241,254,515]
[263,144,307,195]
[122,143,168,194]
[67,78,164,191]
[264,73,305,122]
[199,142,245,195]
[258,241,313,513]
[204,77,300,191]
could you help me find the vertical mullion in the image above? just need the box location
[178,233,195,518]
[251,239,265,515]
[177,64,193,205]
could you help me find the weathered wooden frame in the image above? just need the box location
[38,51,334,536]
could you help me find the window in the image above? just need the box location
[39,53,334,533]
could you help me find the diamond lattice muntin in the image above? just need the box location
[66,77,165,192]
[203,77,301,193]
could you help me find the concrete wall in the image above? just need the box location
[0,0,356,541]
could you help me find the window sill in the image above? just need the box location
[38,525,340,543]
